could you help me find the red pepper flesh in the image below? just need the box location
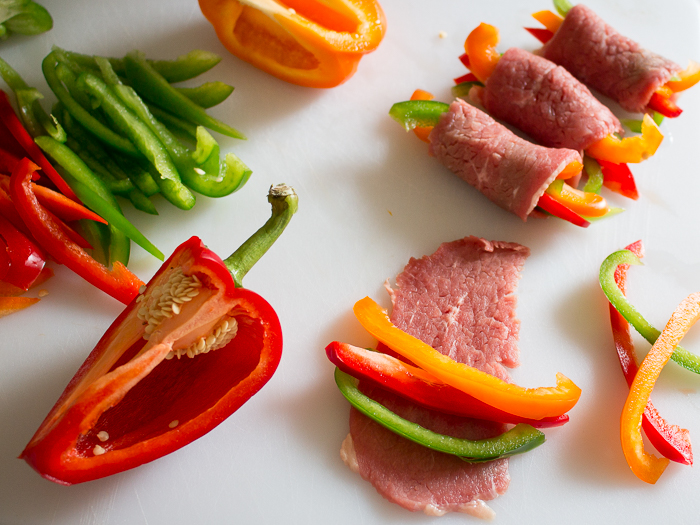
[610,240,692,465]
[525,26,554,44]
[647,90,683,118]
[9,158,142,304]
[599,160,639,200]
[537,192,591,228]
[0,213,45,290]
[326,341,569,428]
[453,72,479,85]
[21,236,283,485]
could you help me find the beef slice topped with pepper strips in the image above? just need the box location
[341,236,530,518]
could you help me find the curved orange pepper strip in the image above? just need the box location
[556,159,583,179]
[198,0,386,88]
[621,292,700,483]
[465,23,500,83]
[410,89,434,143]
[0,296,39,318]
[353,296,582,420]
[666,61,700,93]
[532,10,564,33]
[546,181,609,218]
[586,113,663,164]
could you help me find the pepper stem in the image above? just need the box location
[224,184,298,287]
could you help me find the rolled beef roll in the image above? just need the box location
[541,4,681,113]
[478,47,623,151]
[428,99,582,220]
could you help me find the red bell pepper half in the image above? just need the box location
[326,341,569,428]
[21,184,298,485]
[9,158,143,305]
[609,240,692,465]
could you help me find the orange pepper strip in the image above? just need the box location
[621,292,700,484]
[353,296,582,420]
[556,159,583,179]
[546,181,609,218]
[410,90,434,143]
[532,10,564,33]
[198,0,386,88]
[0,296,39,318]
[666,60,700,93]
[464,23,500,83]
[586,113,663,164]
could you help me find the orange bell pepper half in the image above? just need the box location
[586,113,663,164]
[410,89,434,143]
[464,22,500,83]
[353,296,582,420]
[621,292,700,484]
[198,0,386,88]
[666,60,700,93]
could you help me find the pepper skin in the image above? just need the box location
[199,0,386,88]
[21,185,297,485]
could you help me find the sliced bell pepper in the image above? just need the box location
[0,296,40,318]
[586,113,663,164]
[409,90,434,143]
[0,266,53,297]
[525,27,554,44]
[334,368,546,462]
[389,100,450,131]
[536,192,590,228]
[553,0,573,16]
[582,155,604,194]
[666,60,700,93]
[545,179,609,218]
[621,292,700,483]
[598,160,639,200]
[199,0,386,88]
[647,87,682,118]
[21,184,297,485]
[599,249,700,375]
[327,341,569,428]
[9,158,143,304]
[557,159,583,180]
[609,240,692,466]
[0,213,45,290]
[464,22,500,83]
[531,10,563,33]
[352,297,582,420]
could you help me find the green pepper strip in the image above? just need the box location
[0,55,65,141]
[147,104,197,141]
[35,136,163,262]
[389,100,451,131]
[109,69,251,198]
[175,82,234,109]
[553,0,573,16]
[59,49,222,84]
[334,368,545,462]
[124,51,246,140]
[77,69,195,210]
[43,52,141,157]
[451,81,484,100]
[582,155,604,194]
[2,1,52,37]
[78,219,110,266]
[600,249,700,374]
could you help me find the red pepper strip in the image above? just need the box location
[621,292,700,483]
[0,296,40,318]
[0,237,8,281]
[0,148,21,173]
[537,193,591,228]
[610,241,692,465]
[647,89,683,118]
[327,341,569,428]
[0,185,29,235]
[599,161,639,200]
[0,267,53,297]
[0,110,27,159]
[0,90,77,201]
[525,27,554,44]
[458,53,471,68]
[453,72,479,84]
[9,158,143,304]
[0,213,45,290]
[0,174,107,224]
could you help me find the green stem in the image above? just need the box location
[224,184,298,287]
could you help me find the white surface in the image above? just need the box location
[2,0,700,523]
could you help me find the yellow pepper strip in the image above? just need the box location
[586,113,663,164]
[465,23,500,83]
[621,292,700,484]
[666,61,700,93]
[532,10,564,33]
[353,296,582,420]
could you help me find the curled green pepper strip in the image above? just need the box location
[599,249,700,375]
[389,100,450,131]
[334,368,545,463]
[43,52,140,157]
[124,51,246,140]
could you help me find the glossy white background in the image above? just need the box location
[2,0,700,523]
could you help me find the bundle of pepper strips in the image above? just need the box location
[0,48,251,313]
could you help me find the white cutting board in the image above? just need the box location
[2,0,700,523]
